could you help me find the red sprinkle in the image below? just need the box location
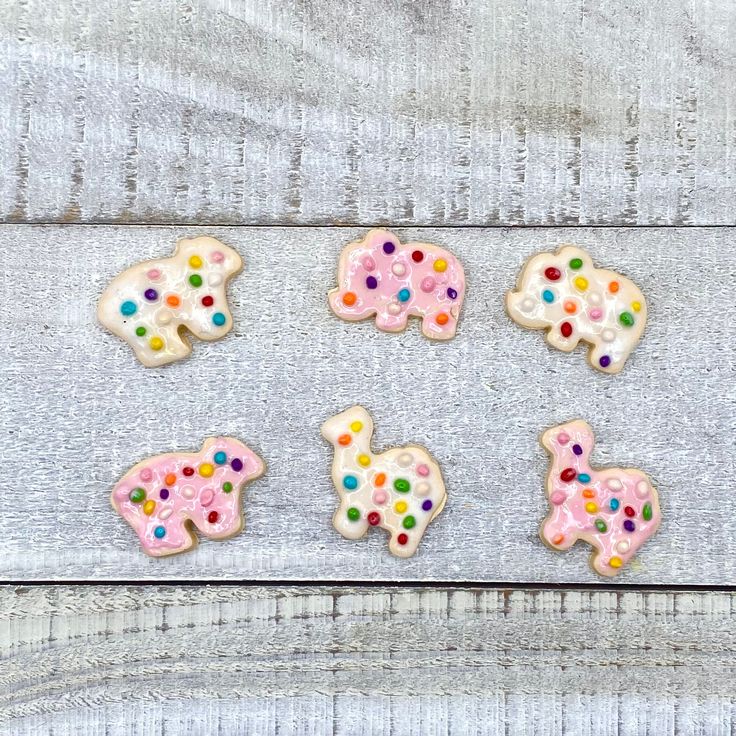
[201,295,214,307]
[207,511,219,524]
[412,250,424,262]
[367,511,381,526]
[560,321,573,338]
[624,506,636,517]
[545,267,561,281]
[182,467,194,477]
[397,533,409,545]
[560,468,577,482]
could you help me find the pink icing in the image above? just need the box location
[540,420,661,577]
[328,230,466,340]
[111,437,265,557]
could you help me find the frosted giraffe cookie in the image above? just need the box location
[328,229,466,340]
[111,437,265,557]
[540,420,661,576]
[506,245,646,373]
[321,406,447,557]
[98,236,242,367]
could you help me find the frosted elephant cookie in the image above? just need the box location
[98,236,242,367]
[111,437,265,557]
[540,420,661,576]
[321,406,447,557]
[506,245,646,373]
[328,229,465,340]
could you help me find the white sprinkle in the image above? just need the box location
[415,482,431,496]
[589,292,602,306]
[156,312,173,325]
[209,274,223,287]
[635,480,650,498]
[521,297,535,311]
[181,486,195,499]
[392,263,406,277]
[607,478,623,491]
[159,508,173,520]
[616,540,630,554]
[601,328,616,342]
[397,452,413,467]
[387,303,401,315]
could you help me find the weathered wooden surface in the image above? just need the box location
[1,225,734,583]
[1,585,735,735]
[1,0,735,226]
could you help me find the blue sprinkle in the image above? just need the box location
[610,498,620,511]
[542,289,555,304]
[120,300,137,316]
[343,475,359,490]
[578,473,591,483]
[214,451,227,465]
[397,288,411,303]
[212,312,226,326]
[154,526,166,539]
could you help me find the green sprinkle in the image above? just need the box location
[129,488,146,503]
[347,507,361,521]
[394,478,410,493]
[135,326,147,337]
[642,503,653,521]
[619,311,635,327]
[569,257,583,270]
[595,519,607,533]
[222,481,233,493]
[402,515,416,529]
[189,274,203,288]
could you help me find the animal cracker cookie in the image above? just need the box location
[321,406,447,558]
[540,420,661,576]
[328,229,466,340]
[98,236,242,367]
[506,245,647,373]
[111,437,265,557]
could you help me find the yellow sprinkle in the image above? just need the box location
[585,501,598,514]
[632,301,641,312]
[189,255,203,268]
[433,259,448,273]
[358,454,371,467]
[394,500,408,514]
[199,463,214,478]
[143,500,156,516]
[149,337,164,351]
[573,276,588,291]
[350,421,363,432]
[609,556,623,569]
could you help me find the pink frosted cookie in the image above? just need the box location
[506,245,647,373]
[328,229,465,340]
[540,420,661,576]
[111,437,265,557]
[98,236,242,367]
[321,406,447,558]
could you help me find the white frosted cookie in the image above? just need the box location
[98,236,242,367]
[506,245,647,374]
[321,406,447,558]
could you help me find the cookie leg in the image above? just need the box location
[541,518,576,550]
[588,342,623,374]
[374,310,408,334]
[421,312,457,340]
[131,321,190,367]
[545,325,580,353]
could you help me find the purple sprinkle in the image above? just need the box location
[231,458,243,472]
[422,499,433,511]
[599,355,611,368]
[144,288,158,301]
[572,444,583,456]
[366,276,378,289]
[159,488,170,500]
[382,242,395,254]
[623,519,635,532]
[447,287,457,300]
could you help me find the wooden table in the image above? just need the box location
[1,1,735,733]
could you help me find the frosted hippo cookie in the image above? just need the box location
[328,229,465,340]
[506,245,646,373]
[321,406,447,557]
[111,437,265,557]
[98,236,242,367]
[540,420,661,576]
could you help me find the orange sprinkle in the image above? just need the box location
[552,533,565,546]
[582,489,595,498]
[165,473,176,486]
[436,312,449,326]
[166,294,181,307]
[563,300,577,314]
[338,434,351,446]
[374,472,386,487]
[609,281,619,293]
[342,292,357,306]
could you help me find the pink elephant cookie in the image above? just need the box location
[540,420,661,576]
[111,437,265,557]
[328,229,465,340]
[321,406,447,558]
[98,236,242,367]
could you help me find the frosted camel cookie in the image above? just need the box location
[98,236,242,367]
[328,229,465,340]
[506,245,646,373]
[540,420,661,576]
[111,437,265,557]
[321,406,447,557]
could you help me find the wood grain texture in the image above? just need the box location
[1,225,734,583]
[2,585,735,735]
[1,0,735,226]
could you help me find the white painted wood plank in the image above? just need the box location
[1,0,735,225]
[1,586,735,734]
[0,225,734,583]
